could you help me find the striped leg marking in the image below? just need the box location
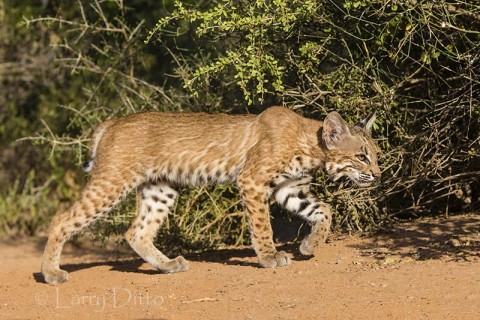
[125,181,188,273]
[274,177,332,256]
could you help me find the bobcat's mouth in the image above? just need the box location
[351,177,375,187]
[331,171,376,187]
[353,173,377,186]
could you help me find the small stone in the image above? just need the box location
[449,239,462,247]
[384,257,397,264]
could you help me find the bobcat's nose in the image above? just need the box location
[372,169,381,180]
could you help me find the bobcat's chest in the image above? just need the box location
[284,155,323,179]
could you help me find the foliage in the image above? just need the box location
[0,169,79,236]
[146,0,319,104]
[0,0,478,250]
[148,0,480,228]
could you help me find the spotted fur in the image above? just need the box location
[41,106,380,285]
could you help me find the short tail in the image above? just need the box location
[83,119,115,173]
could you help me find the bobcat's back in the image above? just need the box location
[89,111,262,185]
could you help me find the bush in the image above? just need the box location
[0,1,478,249]
[147,0,479,229]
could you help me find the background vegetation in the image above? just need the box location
[1,0,478,252]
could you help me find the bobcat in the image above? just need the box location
[41,106,380,285]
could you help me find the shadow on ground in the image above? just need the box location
[31,214,480,284]
[352,214,480,262]
[31,242,314,284]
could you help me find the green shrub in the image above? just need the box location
[1,1,478,250]
[147,0,479,228]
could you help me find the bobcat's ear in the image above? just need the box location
[355,111,376,132]
[322,111,351,150]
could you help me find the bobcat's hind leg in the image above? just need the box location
[125,181,188,273]
[42,173,131,285]
[274,177,332,256]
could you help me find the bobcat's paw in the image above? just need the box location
[299,235,322,256]
[258,251,291,268]
[159,256,189,273]
[42,267,69,285]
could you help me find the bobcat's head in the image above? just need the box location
[321,111,381,187]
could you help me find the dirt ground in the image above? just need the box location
[1,214,479,320]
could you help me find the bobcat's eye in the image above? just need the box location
[356,154,370,164]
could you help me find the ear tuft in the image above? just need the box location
[322,111,351,149]
[355,111,377,132]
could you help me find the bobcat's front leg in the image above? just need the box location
[274,177,332,256]
[237,173,291,268]
[299,215,332,256]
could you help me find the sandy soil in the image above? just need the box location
[1,214,479,320]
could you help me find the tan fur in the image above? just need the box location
[41,106,380,284]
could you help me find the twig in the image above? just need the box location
[182,297,218,304]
